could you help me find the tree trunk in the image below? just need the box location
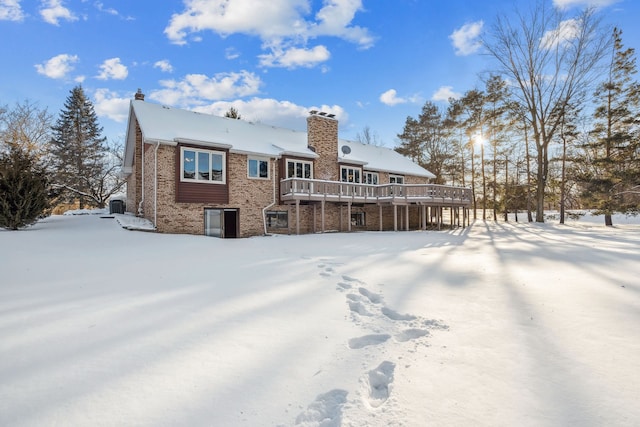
[535,142,548,223]
[560,133,567,225]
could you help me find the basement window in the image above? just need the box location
[266,211,288,228]
[351,212,365,227]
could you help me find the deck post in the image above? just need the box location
[321,200,325,233]
[405,205,410,231]
[313,204,317,233]
[296,199,300,235]
[347,202,352,232]
[379,204,383,231]
[393,205,398,231]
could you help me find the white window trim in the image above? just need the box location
[248,157,270,180]
[363,171,379,185]
[286,159,314,179]
[180,146,226,184]
[389,174,405,184]
[340,165,362,183]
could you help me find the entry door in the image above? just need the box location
[223,209,238,238]
[204,208,238,238]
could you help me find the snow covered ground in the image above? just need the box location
[1,213,639,426]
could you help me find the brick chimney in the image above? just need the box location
[307,111,339,181]
[134,88,145,101]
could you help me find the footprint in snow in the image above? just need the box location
[366,361,396,408]
[295,389,348,427]
[359,287,382,304]
[348,334,391,349]
[342,275,363,284]
[381,306,417,321]
[336,282,351,291]
[348,300,373,316]
[395,328,430,342]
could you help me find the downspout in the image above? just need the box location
[154,141,160,229]
[262,158,277,235]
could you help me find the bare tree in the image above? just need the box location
[0,100,52,159]
[483,3,609,222]
[355,125,383,146]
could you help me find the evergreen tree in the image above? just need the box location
[224,107,242,120]
[484,75,510,221]
[578,28,640,225]
[0,146,49,230]
[50,86,108,208]
[396,101,453,184]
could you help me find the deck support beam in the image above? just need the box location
[295,199,300,235]
[405,205,409,231]
[393,205,398,231]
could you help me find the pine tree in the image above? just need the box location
[0,146,49,230]
[50,85,108,208]
[224,107,242,120]
[579,28,640,225]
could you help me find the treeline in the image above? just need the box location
[0,85,124,229]
[395,4,639,226]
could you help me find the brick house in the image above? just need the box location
[122,91,471,238]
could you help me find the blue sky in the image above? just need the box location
[1,0,637,147]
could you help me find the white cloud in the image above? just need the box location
[163,0,373,69]
[379,89,422,107]
[540,18,581,50]
[259,45,330,68]
[449,21,484,56]
[192,98,347,131]
[97,58,128,80]
[149,70,263,106]
[34,53,79,79]
[0,0,24,21]
[40,0,77,25]
[553,0,619,9]
[92,88,130,122]
[154,59,174,73]
[225,47,240,60]
[432,86,462,102]
[94,1,117,15]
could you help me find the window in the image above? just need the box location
[389,175,404,184]
[266,211,288,228]
[248,158,269,179]
[351,212,365,227]
[363,172,379,185]
[181,147,225,184]
[341,166,361,183]
[286,159,313,179]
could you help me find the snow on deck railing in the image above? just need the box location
[280,178,472,205]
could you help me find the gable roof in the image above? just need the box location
[124,100,435,179]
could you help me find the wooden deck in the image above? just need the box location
[280,178,473,207]
[280,178,473,233]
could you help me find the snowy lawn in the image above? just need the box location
[1,214,639,426]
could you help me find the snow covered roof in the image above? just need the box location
[124,100,435,179]
[126,100,314,160]
[338,139,435,179]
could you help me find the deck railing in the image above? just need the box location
[280,178,472,206]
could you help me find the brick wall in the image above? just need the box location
[149,147,281,237]
[307,114,339,181]
[125,121,143,215]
